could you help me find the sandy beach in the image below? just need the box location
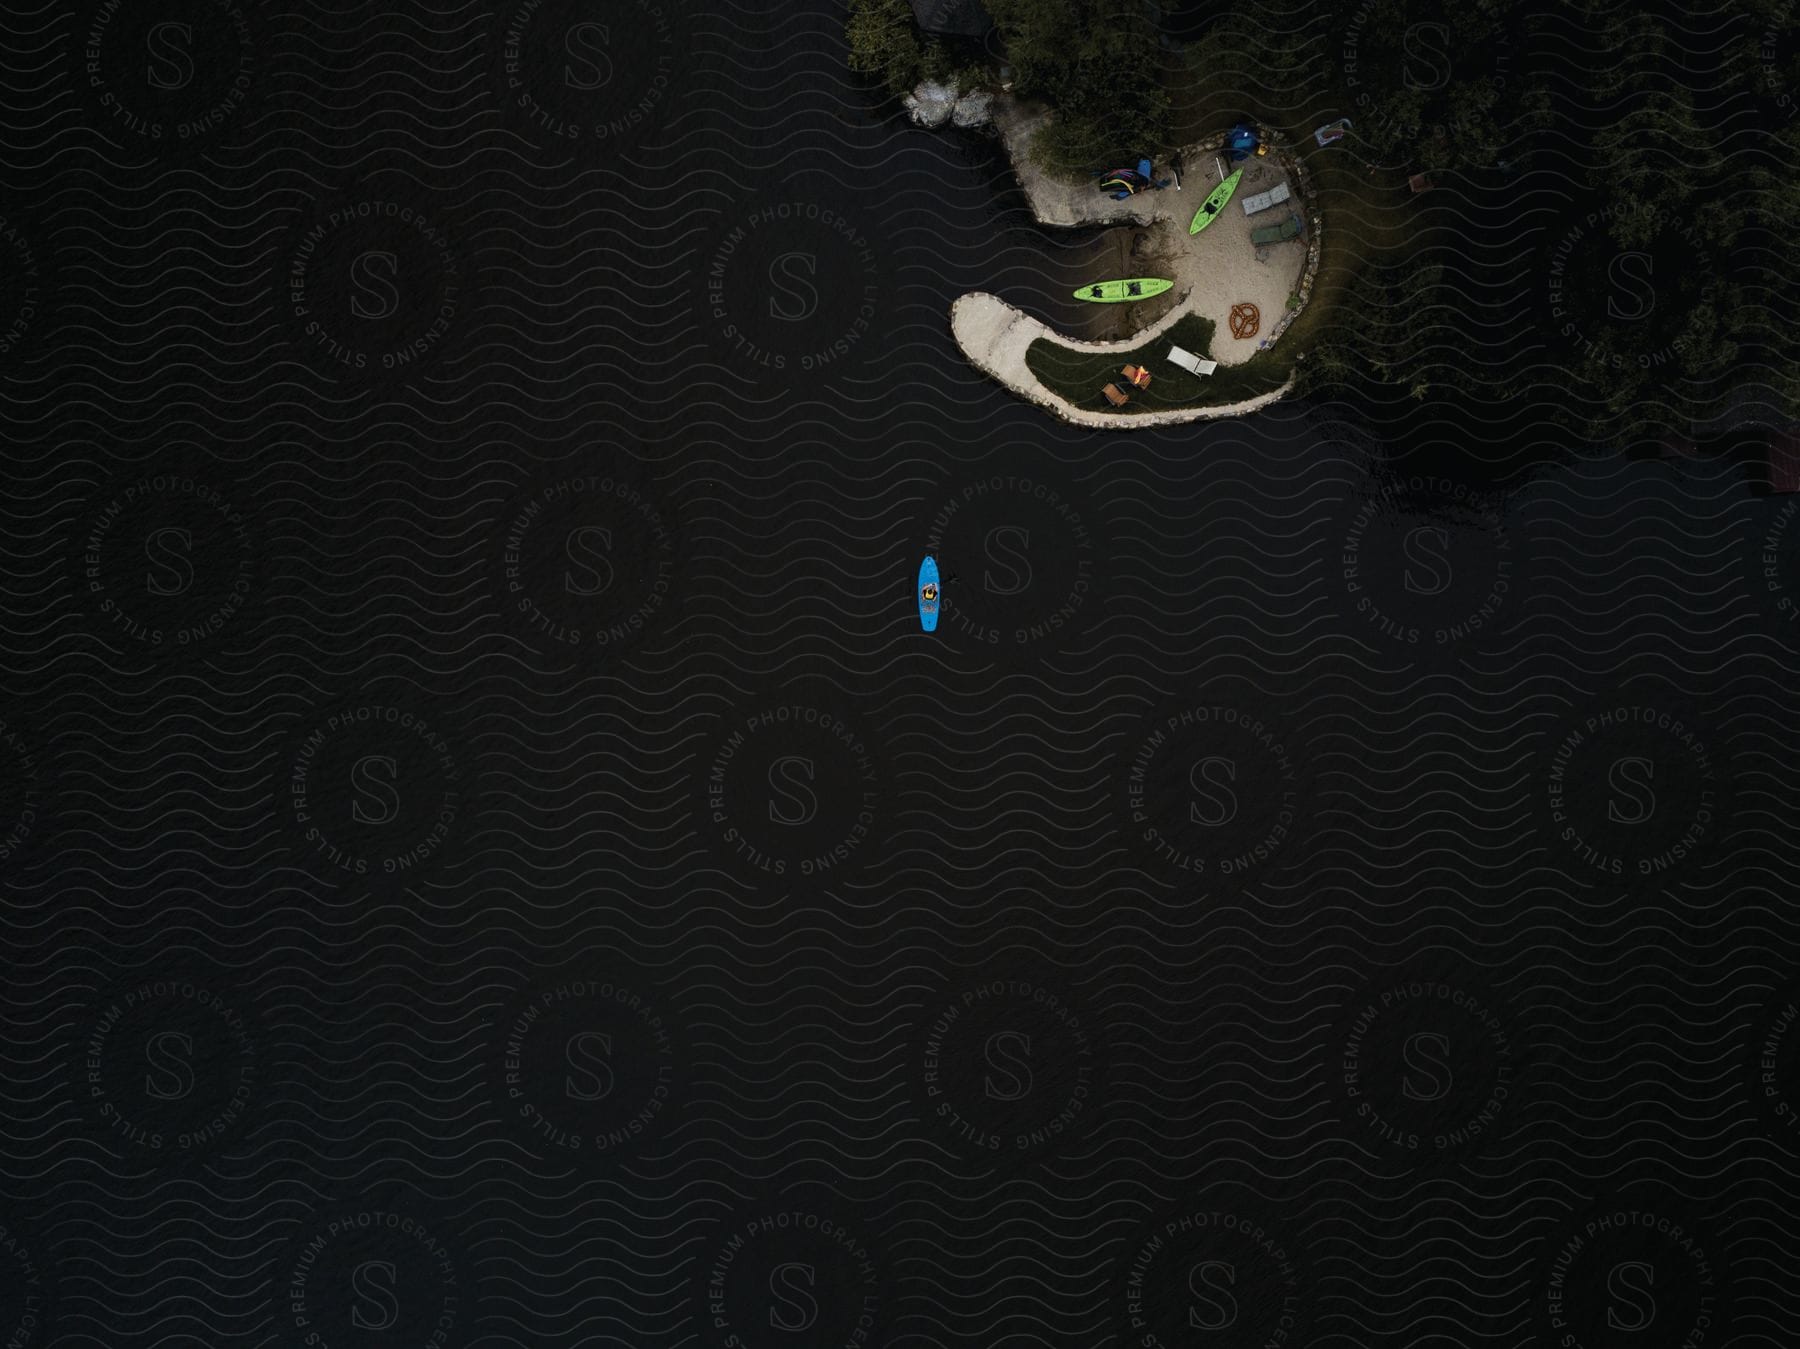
[993,105,1308,366]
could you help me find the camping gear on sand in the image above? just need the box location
[1096,158,1171,200]
[1098,162,1148,193]
[1249,213,1304,247]
[1240,181,1291,216]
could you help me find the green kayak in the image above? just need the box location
[1073,277,1173,303]
[1189,168,1244,234]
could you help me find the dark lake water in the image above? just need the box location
[0,1,1795,1345]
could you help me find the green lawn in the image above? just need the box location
[1024,313,1294,414]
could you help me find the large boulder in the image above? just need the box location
[903,80,957,128]
[951,91,994,128]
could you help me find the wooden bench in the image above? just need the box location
[1102,383,1130,408]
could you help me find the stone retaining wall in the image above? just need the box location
[1255,125,1323,349]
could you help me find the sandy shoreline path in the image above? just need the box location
[953,102,1313,426]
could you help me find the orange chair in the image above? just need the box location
[1102,383,1130,407]
[1121,364,1152,389]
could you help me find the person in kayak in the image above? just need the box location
[921,582,938,603]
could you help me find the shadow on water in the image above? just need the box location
[877,119,1143,338]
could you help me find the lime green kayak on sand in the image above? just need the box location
[1189,168,1243,233]
[1073,277,1173,303]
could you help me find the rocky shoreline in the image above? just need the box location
[902,80,995,131]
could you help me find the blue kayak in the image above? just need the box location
[918,555,939,632]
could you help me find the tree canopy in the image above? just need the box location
[846,0,941,96]
[983,0,1172,172]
